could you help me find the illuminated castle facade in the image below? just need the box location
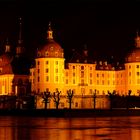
[29,23,140,109]
[1,20,140,109]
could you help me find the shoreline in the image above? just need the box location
[0,109,140,117]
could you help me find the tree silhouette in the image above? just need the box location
[93,89,97,110]
[53,90,61,109]
[127,90,132,110]
[42,90,51,109]
[108,90,116,110]
[67,89,74,109]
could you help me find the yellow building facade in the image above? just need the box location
[29,24,140,109]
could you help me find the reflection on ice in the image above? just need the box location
[0,116,140,140]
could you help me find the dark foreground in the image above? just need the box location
[0,109,140,117]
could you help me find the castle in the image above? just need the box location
[0,19,140,109]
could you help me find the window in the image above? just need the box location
[37,61,40,65]
[89,89,92,94]
[73,79,75,84]
[0,68,2,73]
[56,61,58,65]
[81,79,84,84]
[108,80,110,85]
[129,65,131,69]
[37,69,40,73]
[90,73,92,77]
[56,76,58,82]
[46,68,49,73]
[90,79,92,84]
[73,66,75,69]
[66,72,68,76]
[102,73,104,77]
[81,71,84,78]
[38,77,40,82]
[137,72,140,76]
[46,61,49,64]
[137,65,139,68]
[81,66,84,70]
[90,67,92,70]
[75,102,78,107]
[66,79,68,84]
[73,73,75,77]
[129,72,131,76]
[46,76,49,82]
[56,69,58,73]
[97,73,99,77]
[45,51,49,56]
[97,80,99,85]
[102,80,104,85]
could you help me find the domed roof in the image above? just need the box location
[126,32,140,63]
[0,53,13,74]
[37,22,64,58]
[126,48,140,63]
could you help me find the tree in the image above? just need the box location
[127,90,132,110]
[93,89,97,110]
[108,90,116,110]
[67,89,74,109]
[53,90,61,109]
[42,90,51,109]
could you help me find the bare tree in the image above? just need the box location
[42,90,51,109]
[93,89,97,110]
[127,90,132,110]
[108,90,116,110]
[67,89,74,109]
[53,90,61,109]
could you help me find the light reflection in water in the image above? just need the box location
[0,116,140,140]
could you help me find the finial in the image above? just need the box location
[18,17,22,44]
[47,21,53,40]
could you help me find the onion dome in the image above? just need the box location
[126,31,140,62]
[37,22,64,58]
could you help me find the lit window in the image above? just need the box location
[56,69,58,73]
[102,73,104,77]
[56,76,58,82]
[90,73,92,77]
[46,61,49,64]
[46,76,49,82]
[81,71,84,78]
[81,66,84,70]
[55,52,58,56]
[37,69,40,73]
[46,68,49,73]
[66,79,68,84]
[75,102,78,107]
[56,61,58,65]
[66,72,68,76]
[102,80,104,85]
[45,51,49,56]
[38,77,40,82]
[0,68,2,73]
[90,79,92,84]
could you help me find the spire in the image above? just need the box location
[16,17,24,56]
[135,30,140,48]
[47,22,53,40]
[5,38,10,53]
[18,17,22,45]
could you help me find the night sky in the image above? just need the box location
[0,0,140,62]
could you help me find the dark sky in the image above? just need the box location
[0,0,140,61]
